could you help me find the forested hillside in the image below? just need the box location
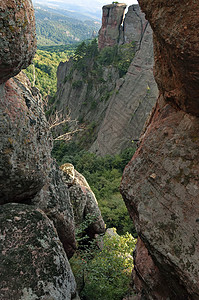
[25,44,76,97]
[34,5,100,46]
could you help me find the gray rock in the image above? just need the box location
[0,203,76,300]
[90,19,158,155]
[55,5,158,156]
[60,163,105,237]
[0,72,76,258]
[0,0,36,83]
[0,74,52,204]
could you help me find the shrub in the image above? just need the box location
[70,228,136,300]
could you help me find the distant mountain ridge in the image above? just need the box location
[34,4,101,46]
[33,0,105,20]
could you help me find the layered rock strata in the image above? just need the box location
[121,0,199,299]
[91,8,158,155]
[98,3,126,50]
[55,4,158,155]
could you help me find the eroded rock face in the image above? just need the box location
[0,203,77,300]
[56,5,158,156]
[0,74,52,204]
[91,11,158,155]
[138,0,199,116]
[122,5,147,46]
[98,3,126,50]
[121,0,199,299]
[0,0,78,297]
[0,0,36,83]
[60,163,106,238]
[0,72,76,258]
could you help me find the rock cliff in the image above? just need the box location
[55,4,158,155]
[121,0,199,299]
[0,1,104,298]
[91,5,158,155]
[98,3,126,50]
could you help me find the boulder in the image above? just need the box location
[0,0,36,83]
[60,163,106,238]
[0,74,52,205]
[0,203,77,300]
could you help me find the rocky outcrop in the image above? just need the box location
[0,73,52,205]
[121,5,147,46]
[55,4,158,155]
[0,0,36,84]
[91,6,157,155]
[121,0,199,299]
[60,163,106,237]
[98,3,126,50]
[0,203,77,300]
[0,71,76,258]
[0,1,78,298]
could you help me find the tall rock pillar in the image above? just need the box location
[98,3,126,50]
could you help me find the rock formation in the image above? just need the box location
[0,1,104,298]
[0,203,77,300]
[55,4,158,155]
[98,3,126,50]
[91,5,158,155]
[0,0,36,84]
[121,0,199,299]
[60,163,105,238]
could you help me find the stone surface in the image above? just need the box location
[91,15,158,155]
[121,5,147,46]
[0,72,76,258]
[98,3,126,50]
[0,0,36,83]
[121,0,199,298]
[0,203,76,300]
[138,0,199,116]
[33,161,76,258]
[55,5,158,155]
[60,163,106,238]
[0,74,52,204]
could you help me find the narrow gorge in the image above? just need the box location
[0,0,199,300]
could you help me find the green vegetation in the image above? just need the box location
[35,7,100,46]
[71,226,136,300]
[24,45,76,98]
[71,39,135,78]
[52,141,136,236]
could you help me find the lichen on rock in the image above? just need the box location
[60,163,106,238]
[0,203,77,300]
[120,0,199,299]
[0,0,37,83]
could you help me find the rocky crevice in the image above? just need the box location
[121,0,199,299]
[0,1,105,299]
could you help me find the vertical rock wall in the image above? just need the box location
[98,3,126,50]
[121,0,199,299]
[91,5,158,155]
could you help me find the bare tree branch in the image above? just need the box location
[48,109,85,141]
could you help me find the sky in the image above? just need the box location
[33,0,139,19]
